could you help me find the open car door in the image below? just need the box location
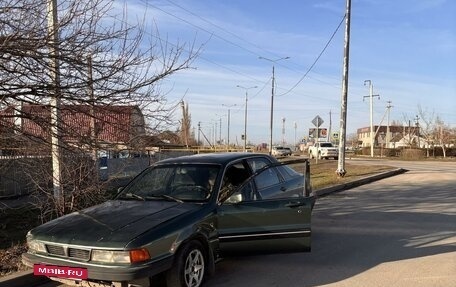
[217,159,315,255]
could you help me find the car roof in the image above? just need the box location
[155,152,275,166]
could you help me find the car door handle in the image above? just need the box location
[280,186,287,191]
[285,202,307,208]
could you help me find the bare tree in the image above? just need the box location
[0,0,199,218]
[417,106,435,156]
[347,133,359,149]
[1,0,198,130]
[433,117,454,158]
[411,106,454,158]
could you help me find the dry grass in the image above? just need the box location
[290,160,395,191]
[0,206,42,276]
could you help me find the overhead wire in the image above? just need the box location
[277,14,346,97]
[163,0,286,61]
[116,1,366,118]
[105,3,267,85]
[145,0,348,96]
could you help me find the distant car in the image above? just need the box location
[308,142,338,160]
[23,153,315,287]
[271,146,293,156]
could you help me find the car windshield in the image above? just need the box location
[320,143,333,147]
[117,164,221,202]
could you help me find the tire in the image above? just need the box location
[166,240,206,287]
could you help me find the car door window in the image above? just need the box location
[224,181,255,203]
[219,162,251,202]
[247,158,281,190]
[277,164,301,181]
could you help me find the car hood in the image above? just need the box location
[31,200,200,248]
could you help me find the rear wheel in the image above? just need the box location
[166,240,206,287]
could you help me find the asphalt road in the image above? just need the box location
[204,159,456,287]
[33,159,456,287]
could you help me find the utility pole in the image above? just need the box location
[408,120,412,149]
[336,0,351,177]
[87,55,99,181]
[259,56,289,154]
[47,0,62,199]
[197,121,201,147]
[328,110,332,143]
[282,117,286,146]
[237,85,257,151]
[181,101,189,148]
[363,80,380,157]
[294,122,297,150]
[386,101,393,148]
[219,117,222,145]
[222,104,237,150]
[415,115,420,148]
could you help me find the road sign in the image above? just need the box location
[309,128,327,138]
[312,115,324,127]
[320,128,328,138]
[331,132,339,140]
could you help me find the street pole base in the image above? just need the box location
[336,169,346,178]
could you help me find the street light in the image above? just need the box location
[259,56,290,154]
[236,85,258,151]
[222,104,237,150]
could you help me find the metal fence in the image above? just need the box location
[0,150,194,198]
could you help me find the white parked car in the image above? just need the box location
[308,142,338,160]
[271,146,293,156]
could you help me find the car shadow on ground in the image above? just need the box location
[205,179,456,287]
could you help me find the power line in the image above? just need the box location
[106,9,266,84]
[164,0,283,61]
[115,1,351,107]
[277,14,346,97]
[143,0,349,96]
[143,0,268,60]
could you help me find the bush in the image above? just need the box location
[400,148,425,160]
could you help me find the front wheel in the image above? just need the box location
[167,241,206,287]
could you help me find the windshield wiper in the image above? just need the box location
[147,194,184,203]
[120,193,145,201]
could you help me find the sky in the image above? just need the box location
[119,0,455,146]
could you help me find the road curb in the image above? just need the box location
[315,168,408,197]
[0,269,49,287]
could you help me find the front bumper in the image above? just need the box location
[22,252,173,282]
[321,151,337,157]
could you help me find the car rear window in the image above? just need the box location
[277,164,301,180]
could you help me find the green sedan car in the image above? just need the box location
[23,152,315,287]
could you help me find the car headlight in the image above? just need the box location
[27,238,47,253]
[91,249,150,263]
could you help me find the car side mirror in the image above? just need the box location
[225,193,243,204]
